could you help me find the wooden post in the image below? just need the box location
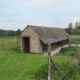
[51,58,57,70]
[76,42,78,50]
[48,43,51,80]
[62,41,64,47]
[54,43,55,50]
[17,37,18,46]
[9,38,10,48]
[68,42,70,47]
[2,38,4,50]
[68,39,70,47]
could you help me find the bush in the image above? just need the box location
[52,63,80,80]
[35,63,55,80]
[35,64,48,80]
[35,63,80,80]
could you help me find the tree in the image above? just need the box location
[79,22,80,26]
[71,28,80,34]
[64,28,70,34]
[75,22,78,28]
[68,23,72,29]
[0,29,4,36]
[77,26,80,30]
[16,29,22,36]
[7,30,15,36]
[68,23,72,34]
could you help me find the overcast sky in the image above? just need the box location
[0,0,80,30]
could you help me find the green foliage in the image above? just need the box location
[71,28,80,34]
[16,29,22,36]
[64,28,71,34]
[35,64,48,80]
[59,46,76,56]
[77,26,80,30]
[0,29,22,36]
[52,63,80,80]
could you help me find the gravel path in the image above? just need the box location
[43,44,80,56]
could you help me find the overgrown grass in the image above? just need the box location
[0,36,18,50]
[35,60,80,80]
[59,46,76,56]
[52,63,80,80]
[0,36,17,39]
[0,47,71,80]
[69,35,80,44]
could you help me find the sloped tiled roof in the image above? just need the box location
[27,25,70,44]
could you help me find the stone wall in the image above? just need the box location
[20,26,42,53]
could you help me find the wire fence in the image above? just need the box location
[51,44,80,80]
[0,37,19,50]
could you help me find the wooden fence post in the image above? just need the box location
[48,43,51,80]
[8,38,11,48]
[17,37,18,46]
[76,42,78,50]
[2,38,4,50]
[68,42,70,47]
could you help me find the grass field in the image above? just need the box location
[0,35,80,80]
[0,47,71,80]
[69,35,80,44]
[0,36,18,50]
[59,46,77,56]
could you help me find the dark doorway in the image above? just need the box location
[23,37,30,53]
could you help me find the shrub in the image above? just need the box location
[52,63,80,80]
[35,64,48,80]
[35,64,55,80]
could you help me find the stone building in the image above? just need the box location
[19,25,70,54]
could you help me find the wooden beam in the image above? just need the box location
[51,58,57,70]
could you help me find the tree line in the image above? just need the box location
[0,29,22,36]
[65,22,80,34]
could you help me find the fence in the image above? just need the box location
[47,42,80,80]
[0,37,19,50]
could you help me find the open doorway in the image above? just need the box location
[23,37,30,53]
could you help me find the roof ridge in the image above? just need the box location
[28,25,63,29]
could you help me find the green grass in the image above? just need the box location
[52,63,80,80]
[0,36,18,50]
[0,47,71,80]
[0,36,17,39]
[69,35,80,44]
[59,46,76,56]
[69,37,80,44]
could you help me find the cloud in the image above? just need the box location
[13,0,67,6]
[31,23,48,26]
[0,22,12,27]
[70,17,79,23]
[13,0,80,7]
[0,22,48,30]
[0,0,2,5]
[0,22,23,30]
[51,16,80,29]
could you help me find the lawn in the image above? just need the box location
[69,35,80,44]
[0,47,71,80]
[59,46,77,56]
[0,35,80,80]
